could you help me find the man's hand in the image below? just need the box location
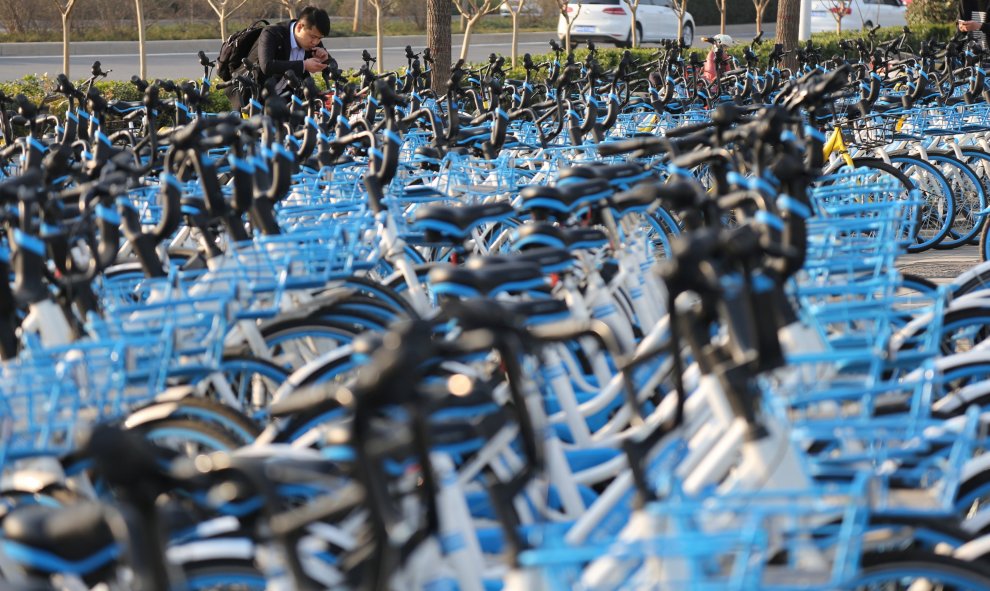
[313,47,329,62]
[304,58,328,73]
[959,20,983,33]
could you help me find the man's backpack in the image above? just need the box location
[216,19,269,81]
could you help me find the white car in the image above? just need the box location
[557,0,695,48]
[810,0,906,33]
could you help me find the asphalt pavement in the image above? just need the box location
[897,245,981,285]
[0,23,775,82]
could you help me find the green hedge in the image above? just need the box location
[0,75,229,118]
[0,23,960,117]
[505,23,956,78]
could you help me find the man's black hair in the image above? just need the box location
[297,6,331,36]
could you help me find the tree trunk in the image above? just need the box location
[220,10,227,41]
[135,0,147,79]
[353,0,361,33]
[776,0,800,70]
[719,0,726,34]
[511,11,519,67]
[677,12,683,42]
[755,2,765,35]
[427,0,451,94]
[375,3,383,73]
[61,13,71,78]
[460,13,481,60]
[630,7,637,47]
[461,13,467,33]
[564,16,572,51]
[287,1,298,18]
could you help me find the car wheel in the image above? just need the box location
[681,21,694,46]
[621,22,644,48]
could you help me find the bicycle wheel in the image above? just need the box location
[927,152,987,249]
[181,558,267,590]
[886,154,956,252]
[960,148,990,244]
[132,419,244,456]
[824,158,919,246]
[127,396,262,447]
[216,355,290,421]
[260,318,360,372]
[953,261,990,297]
[845,549,990,589]
[939,306,990,355]
[979,221,990,263]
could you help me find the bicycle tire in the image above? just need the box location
[960,148,990,243]
[181,558,266,590]
[260,318,360,371]
[925,151,987,248]
[885,153,956,252]
[845,549,990,589]
[953,261,990,297]
[131,418,245,455]
[126,396,262,446]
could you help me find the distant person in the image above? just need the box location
[959,0,990,51]
[229,6,330,108]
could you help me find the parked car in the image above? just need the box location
[810,0,905,33]
[557,0,695,48]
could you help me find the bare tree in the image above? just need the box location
[206,0,251,40]
[824,0,850,33]
[776,0,799,70]
[427,0,451,94]
[136,0,148,79]
[367,0,392,73]
[752,0,771,35]
[714,0,726,34]
[52,0,81,78]
[275,0,303,18]
[672,0,688,41]
[505,0,525,67]
[554,0,582,51]
[452,0,498,61]
[621,0,642,47]
[352,0,361,32]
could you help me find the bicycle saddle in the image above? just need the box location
[502,298,571,325]
[429,262,545,297]
[559,162,651,187]
[3,503,117,575]
[412,201,515,241]
[519,179,612,219]
[467,247,574,275]
[515,223,608,251]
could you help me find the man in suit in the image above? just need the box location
[229,6,331,109]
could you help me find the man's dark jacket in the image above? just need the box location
[960,0,990,35]
[245,20,326,84]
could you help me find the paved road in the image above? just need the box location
[0,23,775,82]
[898,245,981,284]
